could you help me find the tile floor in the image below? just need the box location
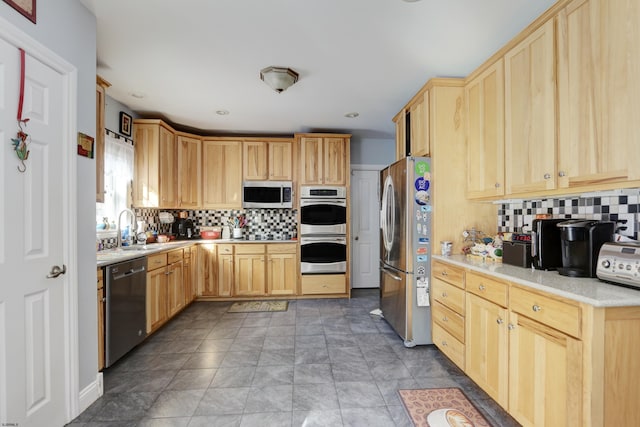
[68,289,519,427]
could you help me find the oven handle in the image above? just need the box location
[380,267,402,281]
[300,199,347,207]
[300,236,347,244]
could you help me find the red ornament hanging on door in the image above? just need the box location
[11,48,30,172]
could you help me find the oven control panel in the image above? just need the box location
[596,242,640,289]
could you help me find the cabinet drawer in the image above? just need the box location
[432,278,465,315]
[432,300,464,343]
[510,286,581,338]
[218,244,234,255]
[432,322,464,370]
[167,249,183,264]
[235,244,265,255]
[432,260,465,289]
[147,253,167,270]
[466,272,508,307]
[267,243,296,254]
[301,274,346,295]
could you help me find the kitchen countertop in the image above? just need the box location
[97,239,298,267]
[433,254,640,308]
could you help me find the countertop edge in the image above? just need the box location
[432,255,640,308]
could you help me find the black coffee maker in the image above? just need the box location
[557,220,614,277]
[172,218,195,239]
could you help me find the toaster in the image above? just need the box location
[596,242,640,289]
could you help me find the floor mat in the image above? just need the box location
[399,388,492,427]
[227,300,289,313]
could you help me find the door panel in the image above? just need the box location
[351,169,380,288]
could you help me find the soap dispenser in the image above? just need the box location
[136,220,147,245]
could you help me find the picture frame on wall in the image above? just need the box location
[3,0,36,24]
[119,112,132,137]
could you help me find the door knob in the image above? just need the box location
[355,236,359,241]
[47,264,67,278]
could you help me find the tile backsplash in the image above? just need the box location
[497,190,640,239]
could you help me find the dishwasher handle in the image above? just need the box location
[113,266,146,281]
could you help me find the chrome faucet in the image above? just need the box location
[116,208,136,249]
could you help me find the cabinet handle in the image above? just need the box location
[558,171,566,177]
[441,271,448,276]
[441,292,448,298]
[441,341,448,347]
[508,323,515,330]
[442,316,448,322]
[478,284,485,291]
[495,182,500,188]
[532,305,541,312]
[544,173,551,180]
[496,317,504,325]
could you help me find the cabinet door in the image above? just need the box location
[323,138,347,185]
[299,137,323,185]
[197,244,217,297]
[504,20,556,195]
[202,139,242,208]
[97,268,105,371]
[394,111,406,160]
[508,312,583,427]
[268,141,293,181]
[557,0,640,189]
[217,254,234,297]
[133,124,160,207]
[95,79,107,203]
[267,253,297,296]
[243,141,269,180]
[177,135,201,208]
[465,60,505,198]
[167,260,184,317]
[234,254,266,296]
[409,90,429,156]
[184,247,197,303]
[465,293,509,408]
[158,125,178,208]
[146,268,168,333]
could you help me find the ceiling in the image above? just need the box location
[81,0,556,141]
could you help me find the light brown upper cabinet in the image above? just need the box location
[557,0,640,190]
[176,133,201,208]
[95,76,110,203]
[408,89,430,157]
[243,139,293,181]
[133,120,177,208]
[504,20,556,196]
[298,134,350,186]
[201,138,242,208]
[393,109,406,161]
[465,59,505,199]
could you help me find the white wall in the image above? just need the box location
[105,95,138,138]
[0,0,98,392]
[350,136,395,166]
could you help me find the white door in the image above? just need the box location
[350,169,380,288]
[0,38,69,426]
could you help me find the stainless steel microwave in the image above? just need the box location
[242,181,293,208]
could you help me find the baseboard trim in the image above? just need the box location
[78,372,103,414]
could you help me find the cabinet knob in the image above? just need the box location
[495,183,501,188]
[442,316,448,322]
[478,284,485,291]
[441,341,448,347]
[496,317,504,325]
[532,305,542,312]
[544,173,551,180]
[442,292,448,298]
[441,271,448,276]
[508,323,515,330]
[558,171,566,177]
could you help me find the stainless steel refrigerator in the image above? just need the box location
[380,156,432,346]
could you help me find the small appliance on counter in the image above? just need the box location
[502,233,532,268]
[171,218,196,239]
[531,218,566,270]
[596,241,640,289]
[557,219,614,278]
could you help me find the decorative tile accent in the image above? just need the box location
[497,190,640,239]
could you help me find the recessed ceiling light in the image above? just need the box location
[216,110,230,116]
[402,0,422,2]
[344,112,359,118]
[129,92,145,99]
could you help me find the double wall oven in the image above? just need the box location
[299,186,347,274]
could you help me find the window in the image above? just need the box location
[96,132,134,231]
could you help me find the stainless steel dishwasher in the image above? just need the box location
[105,257,147,367]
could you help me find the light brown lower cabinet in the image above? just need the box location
[234,245,266,296]
[300,274,346,295]
[435,260,640,427]
[267,244,297,296]
[97,268,105,371]
[146,249,187,334]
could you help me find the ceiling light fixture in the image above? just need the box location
[216,110,229,116]
[344,112,359,118]
[260,66,299,93]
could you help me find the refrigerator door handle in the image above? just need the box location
[380,267,402,281]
